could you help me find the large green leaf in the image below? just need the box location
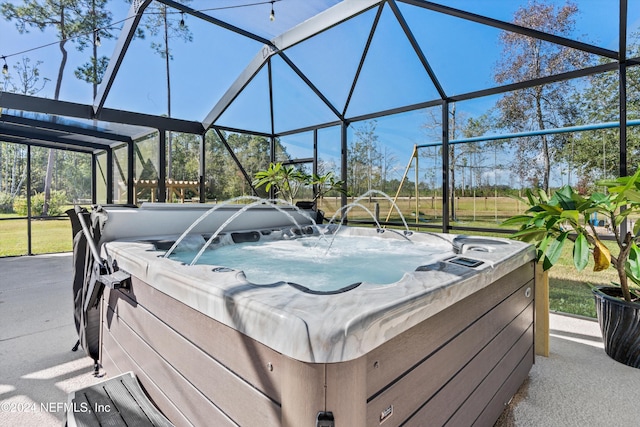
[622,189,640,203]
[551,186,576,210]
[560,210,579,223]
[533,215,548,228]
[539,204,563,215]
[510,228,547,243]
[625,242,640,286]
[537,188,550,203]
[609,169,640,203]
[501,215,534,227]
[573,233,589,271]
[542,231,568,270]
[545,217,561,231]
[537,235,556,267]
[525,189,538,206]
[587,192,609,204]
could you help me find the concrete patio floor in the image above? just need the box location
[1,253,640,426]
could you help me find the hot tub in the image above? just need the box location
[72,203,536,427]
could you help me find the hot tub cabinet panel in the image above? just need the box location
[100,262,534,427]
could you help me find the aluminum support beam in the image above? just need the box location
[449,63,620,104]
[417,120,640,148]
[619,0,628,239]
[155,0,271,45]
[106,148,114,204]
[204,0,381,131]
[199,134,206,203]
[0,136,95,154]
[26,144,32,255]
[0,92,204,134]
[1,115,131,143]
[127,141,134,205]
[158,131,166,202]
[271,0,381,51]
[92,153,97,204]
[441,101,449,233]
[343,4,384,117]
[341,122,348,215]
[278,52,344,120]
[619,0,628,178]
[313,130,318,200]
[0,125,109,151]
[389,0,447,100]
[398,0,618,59]
[203,47,273,129]
[94,0,153,115]
[214,129,257,196]
[268,60,275,138]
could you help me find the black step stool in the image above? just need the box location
[65,372,173,427]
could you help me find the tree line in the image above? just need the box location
[1,0,639,216]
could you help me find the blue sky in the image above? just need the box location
[1,0,637,186]
[1,1,628,116]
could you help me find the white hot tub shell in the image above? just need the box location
[71,203,536,427]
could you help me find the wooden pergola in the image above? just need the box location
[132,179,200,204]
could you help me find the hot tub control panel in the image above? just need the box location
[448,256,484,268]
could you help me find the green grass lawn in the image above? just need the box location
[0,216,72,257]
[549,273,598,318]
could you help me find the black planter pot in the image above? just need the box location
[593,286,640,368]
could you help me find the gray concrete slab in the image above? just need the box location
[0,253,101,426]
[2,253,640,426]
[497,313,640,426]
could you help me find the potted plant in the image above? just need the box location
[253,162,346,211]
[503,169,640,367]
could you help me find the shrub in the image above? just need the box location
[12,190,68,216]
[0,192,14,213]
[12,196,27,216]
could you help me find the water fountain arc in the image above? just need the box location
[189,199,316,265]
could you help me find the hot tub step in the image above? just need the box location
[65,371,174,427]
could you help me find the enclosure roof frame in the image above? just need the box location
[0,0,632,169]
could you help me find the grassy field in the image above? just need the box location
[0,196,628,318]
[0,216,73,256]
[317,195,524,225]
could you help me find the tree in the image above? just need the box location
[421,105,476,220]
[459,114,496,196]
[2,56,49,95]
[253,162,345,204]
[1,57,49,208]
[253,163,309,204]
[202,132,291,200]
[566,35,640,184]
[1,0,106,215]
[139,2,193,177]
[73,0,113,98]
[494,0,592,192]
[348,120,381,196]
[379,145,398,194]
[170,132,200,182]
